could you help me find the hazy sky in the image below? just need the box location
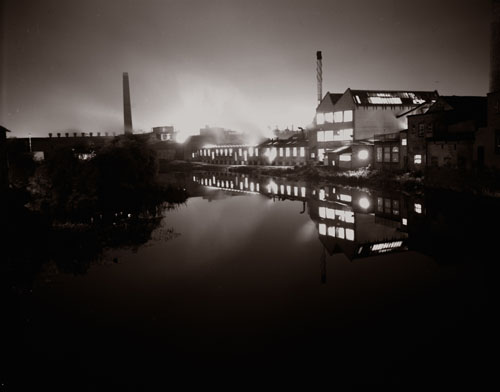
[1,0,491,139]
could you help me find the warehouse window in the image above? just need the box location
[334,111,343,123]
[392,146,399,162]
[414,154,422,164]
[376,147,383,162]
[317,131,325,142]
[344,110,353,122]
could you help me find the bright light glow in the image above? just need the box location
[250,182,255,192]
[401,138,407,146]
[265,147,277,163]
[371,241,403,252]
[318,148,325,161]
[414,155,422,164]
[319,189,326,201]
[285,147,290,157]
[268,180,278,194]
[301,187,306,198]
[286,185,291,195]
[344,110,353,122]
[339,154,351,162]
[414,203,422,214]
[294,186,298,196]
[358,150,369,160]
[293,147,297,157]
[402,218,407,225]
[256,183,260,192]
[346,229,355,241]
[368,97,403,105]
[327,227,335,237]
[359,197,370,209]
[300,147,305,157]
[279,147,283,157]
[280,184,285,194]
[339,194,352,202]
[319,223,327,235]
[337,227,345,239]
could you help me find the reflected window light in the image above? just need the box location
[328,226,335,237]
[294,186,298,197]
[301,187,306,198]
[319,207,326,218]
[336,227,345,239]
[286,185,291,195]
[359,197,370,209]
[319,223,327,235]
[293,147,297,157]
[414,203,422,214]
[286,147,290,157]
[300,147,305,157]
[256,183,260,192]
[250,182,255,192]
[280,184,285,194]
[339,194,352,202]
[279,147,284,157]
[402,218,408,225]
[346,228,355,241]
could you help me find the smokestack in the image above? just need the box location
[491,0,500,92]
[123,72,133,134]
[316,51,323,103]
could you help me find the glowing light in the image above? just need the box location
[300,147,305,157]
[301,187,306,198]
[319,223,327,235]
[346,228,355,241]
[268,180,278,194]
[371,241,403,252]
[359,197,370,209]
[256,183,260,192]
[414,155,422,164]
[264,147,277,163]
[339,194,352,202]
[319,207,326,218]
[286,185,291,195]
[327,227,335,237]
[401,138,407,146]
[294,186,298,196]
[319,189,326,201]
[280,184,284,194]
[358,150,369,160]
[414,203,422,214]
[339,154,351,162]
[402,218,407,225]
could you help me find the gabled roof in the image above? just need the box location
[349,89,439,106]
[316,92,343,112]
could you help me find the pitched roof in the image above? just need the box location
[349,89,439,106]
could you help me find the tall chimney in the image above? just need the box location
[316,51,323,103]
[123,72,133,134]
[490,0,500,93]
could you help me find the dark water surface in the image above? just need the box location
[4,173,497,388]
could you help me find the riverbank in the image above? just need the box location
[160,160,500,197]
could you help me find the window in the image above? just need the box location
[254,148,258,156]
[285,147,290,157]
[317,113,325,125]
[325,112,334,123]
[292,147,297,157]
[300,147,305,157]
[317,131,325,142]
[328,227,336,237]
[401,138,407,146]
[346,229,355,241]
[334,128,353,141]
[414,154,422,164]
[392,146,399,162]
[377,197,384,212]
[384,147,391,162]
[418,123,425,137]
[414,203,422,214]
[324,130,334,141]
[376,147,383,162]
[333,111,343,123]
[249,147,254,157]
[339,154,351,162]
[344,110,353,122]
[318,149,325,161]
[279,147,283,157]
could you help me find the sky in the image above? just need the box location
[1,0,492,140]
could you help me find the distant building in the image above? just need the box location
[152,126,176,142]
[253,134,309,166]
[311,89,438,163]
[373,131,408,171]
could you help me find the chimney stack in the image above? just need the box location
[123,72,133,134]
[316,51,323,103]
[490,0,500,92]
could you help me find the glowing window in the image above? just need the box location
[344,110,353,122]
[286,147,290,157]
[249,147,254,157]
[414,203,422,214]
[286,185,291,195]
[336,227,345,239]
[334,111,343,123]
[324,130,334,141]
[211,152,215,159]
[319,223,327,235]
[301,187,306,198]
[294,186,298,196]
[339,154,351,162]
[328,227,336,237]
[318,149,325,161]
[401,138,407,146]
[345,212,354,223]
[402,218,408,226]
[355,95,362,104]
[250,182,255,192]
[255,148,258,156]
[280,184,285,194]
[317,131,325,142]
[414,155,422,164]
[339,194,352,202]
[319,189,326,201]
[229,148,233,155]
[279,147,283,157]
[238,148,242,156]
[300,147,305,157]
[293,147,297,157]
[244,178,248,188]
[346,229,355,241]
[317,113,325,125]
[392,146,399,162]
[256,183,260,192]
[325,112,334,123]
[311,152,316,159]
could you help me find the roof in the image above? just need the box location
[349,89,439,106]
[431,96,487,127]
[0,126,12,133]
[316,92,344,112]
[258,134,308,148]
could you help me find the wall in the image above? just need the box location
[427,141,473,169]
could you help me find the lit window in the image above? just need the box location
[345,211,354,223]
[358,150,369,160]
[311,152,316,159]
[286,185,291,195]
[336,227,345,239]
[280,184,285,194]
[317,113,325,125]
[368,97,403,105]
[279,147,283,157]
[301,187,306,198]
[300,147,305,157]
[319,223,327,235]
[326,208,335,219]
[339,154,351,162]
[325,112,334,123]
[250,182,255,192]
[256,183,260,192]
[343,110,353,122]
[392,146,399,162]
[414,155,422,164]
[229,148,233,155]
[414,203,422,214]
[401,138,407,146]
[255,148,258,156]
[239,148,242,156]
[318,149,325,161]
[293,147,297,157]
[324,130,334,141]
[346,229,355,241]
[334,111,343,123]
[355,95,361,104]
[224,148,228,156]
[249,147,254,157]
[376,147,383,162]
[294,186,298,196]
[317,131,325,142]
[402,218,408,226]
[319,188,325,201]
[339,194,352,202]
[328,227,335,237]
[285,147,290,157]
